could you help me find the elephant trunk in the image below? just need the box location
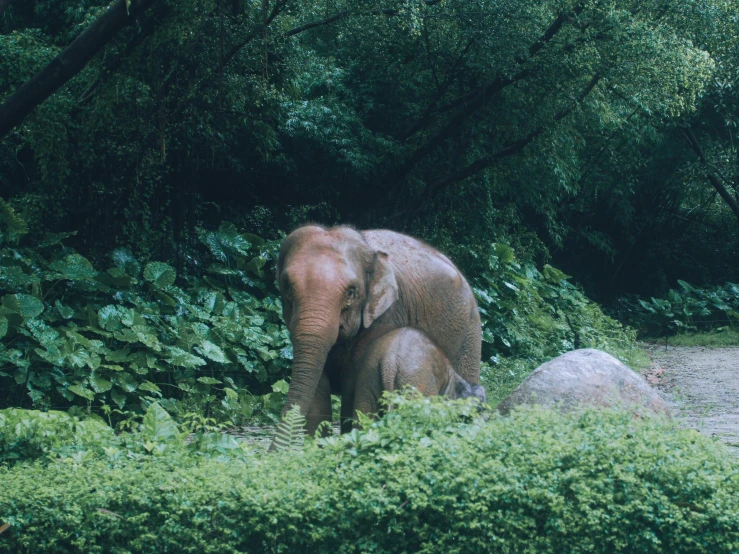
[280,305,339,426]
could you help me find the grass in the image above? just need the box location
[624,346,653,370]
[645,328,739,348]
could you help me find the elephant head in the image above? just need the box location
[276,225,399,420]
[454,380,487,404]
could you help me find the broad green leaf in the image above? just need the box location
[105,348,132,363]
[111,248,140,277]
[141,402,179,441]
[0,266,39,289]
[103,267,137,287]
[165,346,206,368]
[138,381,161,395]
[503,281,519,292]
[98,305,136,331]
[0,315,7,338]
[154,291,177,307]
[89,372,113,393]
[54,300,74,319]
[242,232,265,246]
[195,340,229,363]
[110,389,126,409]
[543,264,571,283]
[49,254,97,280]
[35,345,64,366]
[2,293,44,318]
[677,280,695,292]
[245,256,266,278]
[68,384,95,401]
[114,372,138,393]
[197,376,221,385]
[272,379,289,394]
[143,262,176,288]
[224,387,238,400]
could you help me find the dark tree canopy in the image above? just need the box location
[1,0,738,298]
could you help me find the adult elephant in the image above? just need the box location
[275,225,481,437]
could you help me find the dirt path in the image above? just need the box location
[642,343,739,452]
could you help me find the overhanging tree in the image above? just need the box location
[0,0,159,139]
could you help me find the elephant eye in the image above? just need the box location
[345,286,358,302]
[283,286,293,303]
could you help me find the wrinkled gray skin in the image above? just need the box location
[497,349,670,417]
[275,225,481,441]
[352,328,487,419]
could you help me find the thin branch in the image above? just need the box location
[396,37,476,141]
[78,9,165,103]
[411,72,602,213]
[682,125,739,226]
[285,10,349,37]
[393,4,583,177]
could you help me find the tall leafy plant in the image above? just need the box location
[0,208,291,423]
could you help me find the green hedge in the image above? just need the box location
[1,396,738,553]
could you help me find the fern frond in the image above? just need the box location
[0,198,28,243]
[273,405,306,452]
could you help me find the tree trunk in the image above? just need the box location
[683,125,739,227]
[0,0,159,140]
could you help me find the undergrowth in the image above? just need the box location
[1,203,639,423]
[616,280,739,338]
[475,244,638,406]
[0,211,292,425]
[1,394,737,553]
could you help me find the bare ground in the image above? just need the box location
[642,343,739,452]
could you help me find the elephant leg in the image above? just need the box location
[340,391,355,434]
[350,357,384,429]
[454,311,483,385]
[304,372,332,436]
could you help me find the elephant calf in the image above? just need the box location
[352,328,486,420]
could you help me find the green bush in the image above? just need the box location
[616,281,739,337]
[0,407,117,465]
[474,244,638,406]
[0,213,291,424]
[2,201,638,420]
[1,395,737,553]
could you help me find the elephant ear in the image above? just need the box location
[363,252,398,328]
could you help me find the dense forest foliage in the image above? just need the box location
[2,0,738,299]
[2,3,739,548]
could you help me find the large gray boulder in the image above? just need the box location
[497,349,670,417]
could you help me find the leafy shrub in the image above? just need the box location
[616,280,739,337]
[0,407,117,466]
[1,394,737,553]
[0,212,291,424]
[474,244,638,405]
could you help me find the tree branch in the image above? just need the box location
[391,4,583,177]
[682,125,739,226]
[0,0,158,140]
[407,72,602,215]
[395,37,476,141]
[285,10,349,37]
[78,9,166,103]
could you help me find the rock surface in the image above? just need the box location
[497,348,670,417]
